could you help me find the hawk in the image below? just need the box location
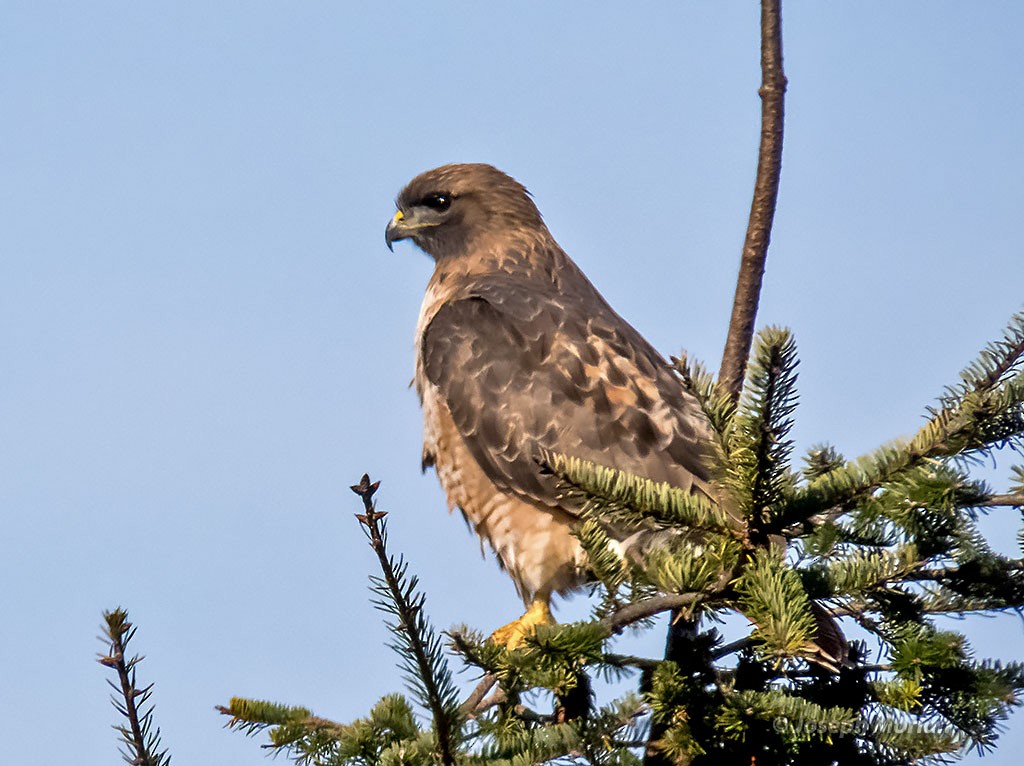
[385,164,844,663]
[385,163,726,644]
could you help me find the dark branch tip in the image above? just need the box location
[350,473,381,499]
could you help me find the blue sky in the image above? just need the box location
[2,3,1022,763]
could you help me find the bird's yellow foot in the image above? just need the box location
[489,598,554,649]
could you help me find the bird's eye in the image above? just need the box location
[421,193,452,211]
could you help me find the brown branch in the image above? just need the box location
[460,681,543,721]
[603,592,706,635]
[603,653,661,670]
[717,0,787,401]
[971,493,1024,508]
[476,688,510,714]
[657,2,788,741]
[303,716,354,736]
[459,673,498,718]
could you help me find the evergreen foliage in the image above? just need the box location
[734,549,816,660]
[540,450,734,535]
[220,312,1024,764]
[724,326,800,534]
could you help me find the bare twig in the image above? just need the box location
[461,682,541,720]
[971,493,1024,508]
[477,688,510,713]
[712,636,753,659]
[783,491,1024,539]
[352,475,458,766]
[717,0,787,401]
[603,653,661,670]
[653,4,787,758]
[459,673,498,717]
[603,592,705,634]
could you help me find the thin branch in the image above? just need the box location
[712,637,753,659]
[971,493,1024,508]
[781,506,848,538]
[511,703,554,724]
[603,653,661,670]
[351,475,458,766]
[717,0,787,401]
[906,567,963,583]
[97,609,169,766]
[782,663,892,679]
[908,559,1024,583]
[459,673,498,718]
[602,592,707,634]
[476,688,510,714]
[832,599,1010,621]
[661,5,790,751]
[463,687,548,721]
[783,492,1024,539]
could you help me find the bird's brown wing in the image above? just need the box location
[421,278,713,514]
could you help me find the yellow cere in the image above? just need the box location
[393,210,404,223]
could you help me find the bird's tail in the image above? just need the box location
[807,601,849,671]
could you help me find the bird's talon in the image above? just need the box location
[489,598,554,650]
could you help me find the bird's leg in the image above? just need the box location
[489,597,554,649]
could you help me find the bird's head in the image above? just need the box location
[385,163,546,260]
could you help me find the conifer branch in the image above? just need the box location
[813,546,921,597]
[539,450,736,534]
[785,376,1024,528]
[773,319,1024,533]
[575,517,630,591]
[727,326,799,532]
[719,688,858,742]
[735,550,816,659]
[97,608,171,766]
[948,309,1024,399]
[673,352,737,443]
[351,475,461,766]
[217,697,351,741]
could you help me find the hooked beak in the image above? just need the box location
[385,210,407,252]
